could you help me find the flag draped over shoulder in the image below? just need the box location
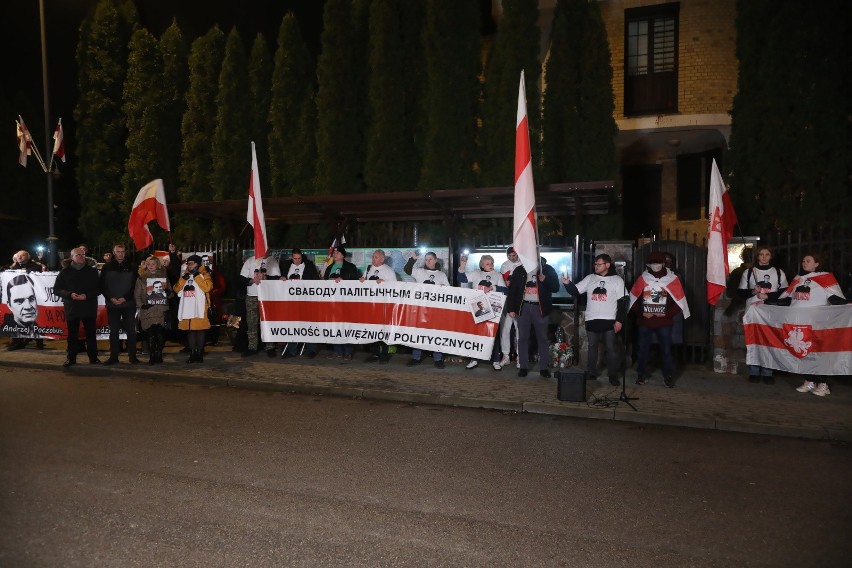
[512,71,539,274]
[628,271,691,319]
[706,158,738,305]
[52,119,65,163]
[247,141,268,258]
[128,179,171,251]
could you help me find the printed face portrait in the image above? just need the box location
[201,255,211,268]
[153,281,164,293]
[7,276,38,325]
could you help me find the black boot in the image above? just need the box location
[186,349,197,363]
[148,338,156,365]
[195,349,203,363]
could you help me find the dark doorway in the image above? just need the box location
[622,164,661,239]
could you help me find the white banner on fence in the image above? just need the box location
[743,303,852,375]
[257,280,501,359]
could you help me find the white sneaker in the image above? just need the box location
[499,356,510,366]
[465,360,479,369]
[796,380,816,393]
[516,361,520,369]
[492,362,502,371]
[812,383,831,397]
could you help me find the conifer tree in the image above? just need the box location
[159,20,188,205]
[249,34,272,194]
[212,28,251,201]
[75,0,135,244]
[419,0,481,191]
[315,0,362,194]
[479,0,541,187]
[122,28,164,208]
[268,13,316,197]
[541,0,617,184]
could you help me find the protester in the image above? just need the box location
[99,243,139,365]
[8,250,44,272]
[738,246,788,384]
[404,250,449,368]
[239,253,281,357]
[505,257,560,378]
[562,254,627,386]
[321,246,360,361]
[53,247,101,367]
[458,254,507,370]
[774,253,848,397]
[628,251,690,388]
[280,248,321,359]
[135,255,172,365]
[499,246,522,367]
[201,253,226,346]
[174,254,213,363]
[360,249,397,363]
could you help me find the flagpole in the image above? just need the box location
[39,0,58,269]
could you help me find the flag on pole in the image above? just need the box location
[247,141,268,258]
[706,158,738,305]
[52,118,65,163]
[322,235,347,270]
[128,179,171,251]
[16,119,31,167]
[512,71,539,274]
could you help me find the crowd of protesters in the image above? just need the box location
[2,242,848,397]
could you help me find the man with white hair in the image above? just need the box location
[53,247,101,366]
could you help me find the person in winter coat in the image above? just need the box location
[321,246,361,361]
[505,257,560,378]
[773,253,848,397]
[134,255,173,365]
[99,243,139,364]
[738,246,788,384]
[174,255,213,363]
[53,247,101,367]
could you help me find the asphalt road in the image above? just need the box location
[1,367,850,567]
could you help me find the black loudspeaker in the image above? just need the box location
[556,370,587,402]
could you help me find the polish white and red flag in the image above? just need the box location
[128,179,171,251]
[247,141,268,258]
[16,118,32,167]
[52,118,65,163]
[706,158,738,305]
[512,70,539,274]
[744,303,852,375]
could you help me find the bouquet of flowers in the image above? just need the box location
[550,327,574,368]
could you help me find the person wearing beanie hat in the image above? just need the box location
[174,255,213,363]
[628,251,691,388]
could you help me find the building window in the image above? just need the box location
[677,150,722,221]
[625,3,679,116]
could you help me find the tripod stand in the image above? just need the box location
[617,322,638,411]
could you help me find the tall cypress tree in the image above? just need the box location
[315,0,361,195]
[75,0,135,244]
[419,0,481,191]
[159,20,188,205]
[542,0,617,184]
[122,28,164,208]
[212,28,251,201]
[249,33,273,194]
[268,13,316,197]
[479,0,541,187]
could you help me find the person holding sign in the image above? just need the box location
[174,255,213,363]
[135,255,173,365]
[458,254,507,370]
[404,250,449,368]
[361,250,397,363]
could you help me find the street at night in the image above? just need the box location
[1,367,850,566]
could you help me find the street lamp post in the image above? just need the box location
[38,0,58,269]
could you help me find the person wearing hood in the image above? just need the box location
[99,243,139,365]
[562,254,627,386]
[134,255,173,365]
[174,254,213,363]
[53,247,101,367]
[737,246,788,384]
[628,251,690,388]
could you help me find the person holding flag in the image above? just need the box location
[629,251,691,387]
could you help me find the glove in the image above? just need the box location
[182,273,191,280]
[141,303,151,310]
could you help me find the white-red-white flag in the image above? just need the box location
[706,158,738,305]
[128,179,171,251]
[52,118,65,163]
[512,71,539,274]
[247,141,268,258]
[16,118,32,167]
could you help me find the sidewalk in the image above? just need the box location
[2,342,850,441]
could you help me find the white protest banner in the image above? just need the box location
[743,303,852,375]
[1,271,114,340]
[258,280,500,359]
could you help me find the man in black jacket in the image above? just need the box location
[99,243,138,364]
[505,257,560,378]
[54,247,101,366]
[279,248,321,359]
